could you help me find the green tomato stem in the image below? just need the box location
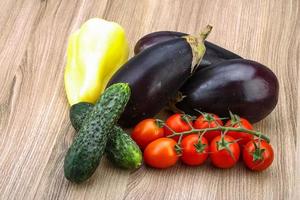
[166,126,270,143]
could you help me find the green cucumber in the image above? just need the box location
[64,83,130,183]
[69,102,142,169]
[70,102,93,131]
[106,126,142,169]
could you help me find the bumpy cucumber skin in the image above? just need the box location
[106,126,142,169]
[70,102,142,169]
[64,83,131,183]
[70,102,93,131]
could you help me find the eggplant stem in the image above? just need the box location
[167,101,185,114]
[199,25,213,41]
[184,25,213,72]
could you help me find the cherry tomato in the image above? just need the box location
[144,138,179,169]
[225,118,254,147]
[131,118,164,150]
[210,135,240,168]
[164,114,192,141]
[193,113,223,143]
[243,140,274,171]
[180,134,209,166]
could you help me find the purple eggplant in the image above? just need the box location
[175,59,279,123]
[108,26,212,127]
[134,31,242,67]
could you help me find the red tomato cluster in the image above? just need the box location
[131,113,274,171]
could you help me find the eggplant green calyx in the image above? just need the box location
[184,25,213,72]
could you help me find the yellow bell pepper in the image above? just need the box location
[64,18,129,105]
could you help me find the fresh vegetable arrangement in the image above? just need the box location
[63,18,278,183]
[134,113,274,170]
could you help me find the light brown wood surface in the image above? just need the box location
[0,0,299,199]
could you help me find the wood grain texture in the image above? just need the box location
[0,0,299,199]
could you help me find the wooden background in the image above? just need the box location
[0,0,299,199]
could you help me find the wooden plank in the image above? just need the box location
[0,0,298,199]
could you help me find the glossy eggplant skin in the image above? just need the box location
[176,59,279,123]
[108,38,194,127]
[134,31,242,67]
[134,31,186,54]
